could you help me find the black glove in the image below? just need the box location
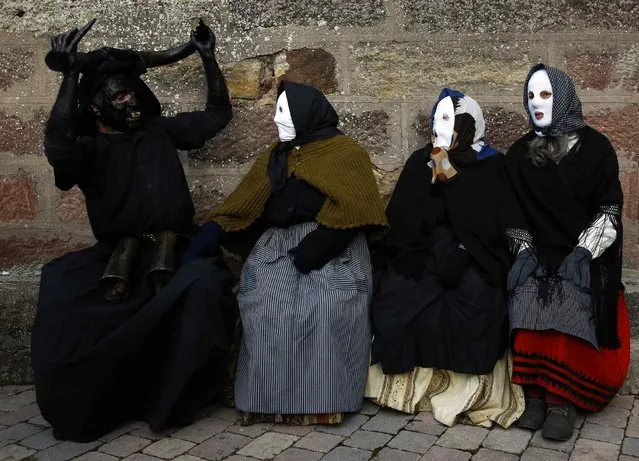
[557,246,593,290]
[181,221,223,267]
[437,246,471,287]
[507,247,538,291]
[287,247,310,274]
[45,19,96,73]
[289,226,358,275]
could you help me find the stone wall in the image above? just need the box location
[0,0,638,384]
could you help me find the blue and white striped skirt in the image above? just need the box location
[234,221,373,414]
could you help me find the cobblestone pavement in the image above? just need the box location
[1,386,638,461]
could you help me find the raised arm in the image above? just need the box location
[166,20,232,149]
[44,20,96,190]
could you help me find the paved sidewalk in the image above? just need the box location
[1,386,638,461]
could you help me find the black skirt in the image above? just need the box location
[31,243,237,442]
[371,226,507,375]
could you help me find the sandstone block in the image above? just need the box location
[188,104,277,166]
[0,47,36,92]
[227,0,385,30]
[0,170,38,223]
[224,58,266,100]
[282,49,338,94]
[336,104,402,168]
[350,41,544,99]
[401,0,639,32]
[56,186,89,225]
[562,42,639,93]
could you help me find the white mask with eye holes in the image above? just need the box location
[527,70,553,129]
[432,96,456,149]
[274,91,296,141]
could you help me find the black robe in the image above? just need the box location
[371,146,513,375]
[32,107,237,442]
[504,126,624,348]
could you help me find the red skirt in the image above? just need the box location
[512,292,630,412]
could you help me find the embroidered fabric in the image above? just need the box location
[506,228,534,255]
[577,204,621,259]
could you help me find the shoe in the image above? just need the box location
[542,404,577,441]
[517,398,546,430]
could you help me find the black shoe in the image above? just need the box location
[542,404,576,441]
[517,398,546,430]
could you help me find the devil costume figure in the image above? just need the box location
[183,81,388,424]
[505,64,630,441]
[364,89,524,428]
[31,20,236,442]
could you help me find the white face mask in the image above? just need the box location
[527,70,553,129]
[274,91,296,141]
[432,96,455,149]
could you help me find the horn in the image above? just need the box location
[137,41,196,68]
[45,41,196,73]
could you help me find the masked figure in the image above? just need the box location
[365,89,524,428]
[505,64,630,441]
[31,19,236,442]
[183,81,388,425]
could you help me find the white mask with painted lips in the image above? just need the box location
[274,91,296,141]
[432,96,456,149]
[527,69,553,129]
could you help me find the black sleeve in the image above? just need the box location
[163,42,233,150]
[293,225,359,272]
[44,135,95,191]
[163,106,232,151]
[501,151,534,256]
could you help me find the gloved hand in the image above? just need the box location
[45,18,96,73]
[180,221,223,267]
[289,247,313,275]
[507,247,538,291]
[191,19,216,54]
[557,246,593,290]
[437,246,471,287]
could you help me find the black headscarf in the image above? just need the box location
[267,81,343,191]
[523,63,586,138]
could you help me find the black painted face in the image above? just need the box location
[92,74,142,133]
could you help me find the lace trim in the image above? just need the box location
[506,228,534,255]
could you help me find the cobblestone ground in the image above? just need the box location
[1,386,638,461]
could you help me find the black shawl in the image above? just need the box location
[381,145,512,287]
[504,126,624,347]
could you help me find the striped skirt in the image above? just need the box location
[234,222,373,415]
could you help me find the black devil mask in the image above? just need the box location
[91,74,142,134]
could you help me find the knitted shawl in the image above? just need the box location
[211,135,388,232]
